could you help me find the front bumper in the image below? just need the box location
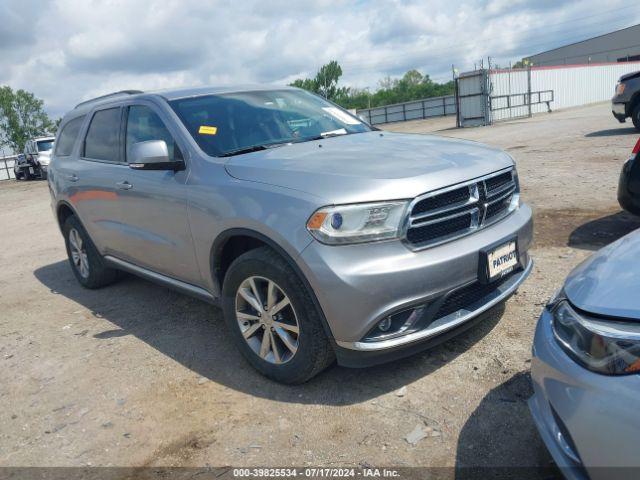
[612,102,627,122]
[299,203,533,364]
[530,309,640,479]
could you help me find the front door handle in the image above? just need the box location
[116,181,133,190]
[66,173,79,182]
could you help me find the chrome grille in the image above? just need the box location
[405,168,517,249]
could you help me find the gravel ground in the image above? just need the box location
[1,102,639,475]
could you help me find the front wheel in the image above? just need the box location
[63,215,119,289]
[222,247,334,384]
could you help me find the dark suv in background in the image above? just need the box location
[612,70,640,130]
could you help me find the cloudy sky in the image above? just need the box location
[1,0,639,118]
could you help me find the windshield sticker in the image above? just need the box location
[199,125,218,135]
[322,107,361,125]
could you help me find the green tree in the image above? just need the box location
[315,60,345,100]
[290,78,318,93]
[400,69,423,87]
[290,62,455,112]
[0,86,54,153]
[290,60,348,102]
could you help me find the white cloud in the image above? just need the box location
[0,0,636,118]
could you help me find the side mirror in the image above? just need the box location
[128,140,184,171]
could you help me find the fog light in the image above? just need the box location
[378,317,392,332]
[364,305,427,342]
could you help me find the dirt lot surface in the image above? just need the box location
[1,102,639,475]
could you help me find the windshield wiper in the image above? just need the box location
[221,130,350,156]
[320,128,347,137]
[293,129,350,144]
[219,142,288,157]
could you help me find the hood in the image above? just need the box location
[565,229,640,320]
[620,70,640,82]
[224,131,514,203]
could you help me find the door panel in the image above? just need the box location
[67,159,129,255]
[110,104,200,284]
[63,108,126,255]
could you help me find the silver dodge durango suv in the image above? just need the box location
[48,86,533,383]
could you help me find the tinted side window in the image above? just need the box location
[84,108,121,161]
[125,105,181,162]
[55,116,85,156]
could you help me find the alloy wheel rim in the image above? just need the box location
[235,276,300,364]
[69,228,90,279]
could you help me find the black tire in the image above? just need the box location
[221,247,335,384]
[14,170,22,180]
[62,215,119,289]
[633,104,640,131]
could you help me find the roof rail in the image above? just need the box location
[74,90,143,109]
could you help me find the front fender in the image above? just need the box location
[186,162,322,296]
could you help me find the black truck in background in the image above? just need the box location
[612,70,640,131]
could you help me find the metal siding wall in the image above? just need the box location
[490,62,640,117]
[530,62,640,112]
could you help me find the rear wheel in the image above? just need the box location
[63,215,119,289]
[222,247,334,384]
[633,104,640,131]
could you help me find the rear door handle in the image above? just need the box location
[66,173,79,182]
[116,181,133,190]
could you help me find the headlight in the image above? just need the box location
[306,201,409,245]
[511,168,521,209]
[550,299,640,375]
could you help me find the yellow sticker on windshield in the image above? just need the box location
[199,125,218,135]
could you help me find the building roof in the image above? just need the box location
[526,23,640,60]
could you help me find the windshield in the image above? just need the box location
[37,140,54,152]
[169,89,371,157]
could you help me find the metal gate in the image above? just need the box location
[489,67,553,122]
[456,70,490,127]
[456,67,554,126]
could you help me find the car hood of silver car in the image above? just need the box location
[564,229,640,320]
[224,131,515,204]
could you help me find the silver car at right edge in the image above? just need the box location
[530,226,640,480]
